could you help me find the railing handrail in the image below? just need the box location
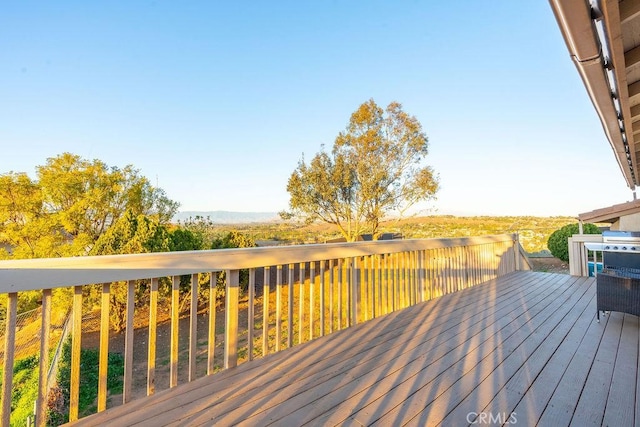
[0,234,517,293]
[568,234,603,243]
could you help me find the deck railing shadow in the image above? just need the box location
[0,233,529,425]
[273,250,535,425]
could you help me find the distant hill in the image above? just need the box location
[173,211,280,224]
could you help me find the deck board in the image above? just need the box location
[432,275,593,427]
[382,276,592,427]
[537,303,611,426]
[243,273,566,426]
[570,307,624,427]
[313,275,584,427]
[602,314,639,427]
[68,271,640,427]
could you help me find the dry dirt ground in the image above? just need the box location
[529,257,570,274]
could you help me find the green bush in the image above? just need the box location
[211,231,256,294]
[547,223,601,262]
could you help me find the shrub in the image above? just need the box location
[547,223,600,262]
[211,231,256,294]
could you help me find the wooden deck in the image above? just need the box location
[69,271,640,426]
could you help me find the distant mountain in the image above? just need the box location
[173,211,280,224]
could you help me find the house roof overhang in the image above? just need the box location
[578,198,640,222]
[550,0,640,191]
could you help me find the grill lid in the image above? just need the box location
[602,230,640,253]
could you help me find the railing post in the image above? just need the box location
[568,237,582,276]
[225,269,239,368]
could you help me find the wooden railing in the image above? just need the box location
[0,234,528,426]
[568,234,603,276]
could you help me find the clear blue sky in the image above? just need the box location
[0,1,633,217]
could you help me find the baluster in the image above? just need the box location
[69,286,82,420]
[382,254,389,314]
[1,292,17,426]
[35,289,51,427]
[337,259,343,330]
[208,272,218,375]
[276,265,282,352]
[147,277,158,395]
[319,261,325,337]
[419,250,426,302]
[248,269,255,361]
[392,253,398,312]
[310,262,316,340]
[410,252,416,305]
[376,254,382,317]
[170,276,179,388]
[361,256,368,322]
[98,283,110,412]
[329,259,334,333]
[189,273,198,380]
[299,262,305,344]
[263,267,270,356]
[287,264,294,348]
[350,257,357,326]
[401,252,408,308]
[454,247,460,291]
[123,280,135,404]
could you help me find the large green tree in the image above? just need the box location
[90,210,174,331]
[0,152,179,259]
[0,172,59,259]
[285,99,439,241]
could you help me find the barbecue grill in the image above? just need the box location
[596,230,640,320]
[601,230,640,270]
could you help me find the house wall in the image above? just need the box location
[611,213,640,231]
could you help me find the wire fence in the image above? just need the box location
[0,307,69,366]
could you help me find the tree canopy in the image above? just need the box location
[91,209,172,256]
[0,152,179,259]
[284,99,439,241]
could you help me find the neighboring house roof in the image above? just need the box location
[550,0,640,190]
